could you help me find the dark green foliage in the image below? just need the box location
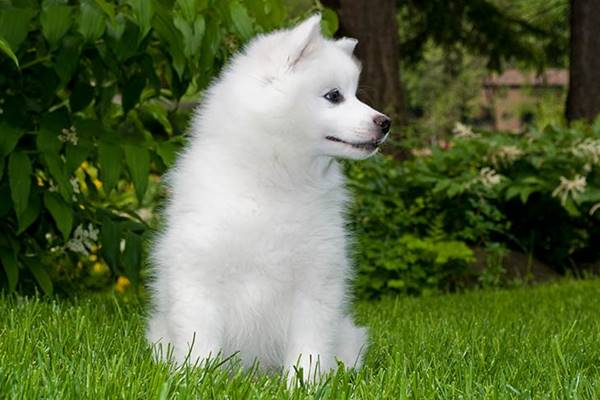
[0,0,339,295]
[348,120,600,297]
[398,0,568,70]
[347,156,476,298]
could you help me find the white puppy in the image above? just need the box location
[147,14,391,383]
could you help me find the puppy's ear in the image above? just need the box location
[336,37,358,56]
[287,14,322,67]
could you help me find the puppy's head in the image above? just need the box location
[232,14,391,160]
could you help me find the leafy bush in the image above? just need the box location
[0,0,338,295]
[347,156,476,298]
[347,120,600,297]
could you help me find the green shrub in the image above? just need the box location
[347,156,476,298]
[0,0,338,295]
[347,120,600,297]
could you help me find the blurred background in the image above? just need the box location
[0,0,598,298]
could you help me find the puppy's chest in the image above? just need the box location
[234,192,348,265]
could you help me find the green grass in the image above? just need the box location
[1,280,599,399]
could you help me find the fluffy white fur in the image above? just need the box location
[146,14,390,384]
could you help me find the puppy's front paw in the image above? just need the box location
[284,353,329,388]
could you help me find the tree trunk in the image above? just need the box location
[323,0,406,125]
[566,0,600,122]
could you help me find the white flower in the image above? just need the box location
[70,177,80,194]
[48,180,58,192]
[58,126,79,145]
[571,138,600,166]
[551,175,587,206]
[491,145,523,166]
[478,167,502,188]
[411,147,433,157]
[453,122,476,138]
[590,203,600,216]
[66,238,87,254]
[65,223,99,256]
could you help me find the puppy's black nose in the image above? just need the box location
[373,115,391,134]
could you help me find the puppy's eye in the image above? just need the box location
[324,89,344,104]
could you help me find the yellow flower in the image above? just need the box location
[92,261,108,275]
[89,254,97,262]
[115,276,131,293]
[92,178,103,189]
[80,160,89,170]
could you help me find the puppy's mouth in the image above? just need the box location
[325,136,383,152]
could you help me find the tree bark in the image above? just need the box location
[323,0,406,124]
[566,0,600,122]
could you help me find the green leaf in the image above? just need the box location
[98,141,123,193]
[563,198,581,217]
[25,258,53,296]
[65,118,98,173]
[44,192,73,241]
[320,8,339,37]
[505,186,521,201]
[129,0,155,42]
[70,80,95,112]
[0,8,37,52]
[78,0,106,42]
[142,103,173,135]
[8,152,32,216]
[174,14,205,58]
[519,187,535,204]
[388,279,405,289]
[37,113,67,155]
[17,191,41,234]
[579,188,600,203]
[93,0,115,21]
[106,13,126,40]
[261,0,286,28]
[122,232,142,286]
[156,139,181,167]
[198,15,221,75]
[108,19,140,61]
[123,145,149,202]
[44,153,73,202]
[229,1,254,41]
[0,185,12,218]
[54,35,81,86]
[41,2,73,48]
[100,216,119,270]
[176,0,200,22]
[0,123,25,158]
[0,247,19,292]
[152,6,186,78]
[65,143,91,174]
[37,130,63,156]
[0,37,19,68]
[122,73,146,114]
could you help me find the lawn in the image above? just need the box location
[0,279,599,399]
